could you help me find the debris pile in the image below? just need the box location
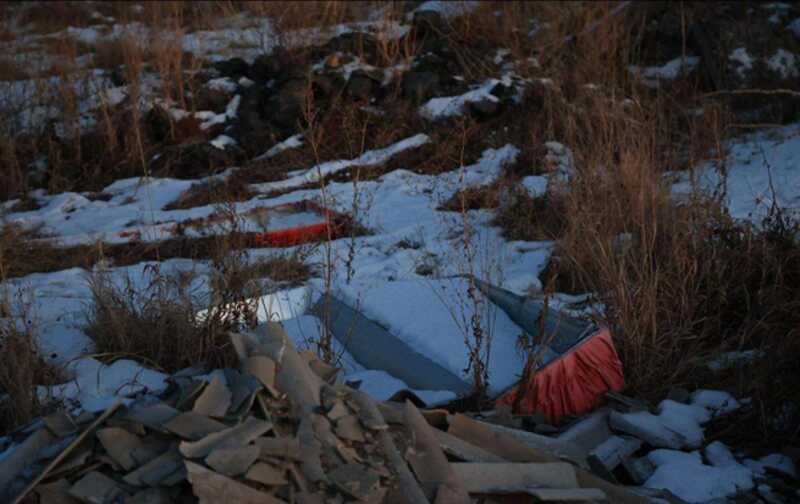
[0,323,655,504]
[1,319,797,504]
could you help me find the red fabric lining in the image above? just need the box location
[496,327,625,423]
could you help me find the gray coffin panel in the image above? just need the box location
[310,294,472,395]
[472,278,594,355]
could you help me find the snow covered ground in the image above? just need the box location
[671,123,800,225]
[2,3,799,500]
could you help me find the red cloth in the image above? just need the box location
[252,222,330,247]
[496,327,625,423]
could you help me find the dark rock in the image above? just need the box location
[280,77,309,100]
[688,22,724,91]
[237,86,273,154]
[402,71,440,102]
[490,83,514,100]
[412,10,447,35]
[213,57,249,79]
[144,106,173,144]
[108,66,126,87]
[258,79,308,134]
[249,47,299,83]
[194,86,233,114]
[150,142,240,179]
[312,73,344,98]
[327,32,380,64]
[666,388,690,404]
[346,71,375,101]
[469,98,501,119]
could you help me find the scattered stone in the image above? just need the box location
[213,57,249,79]
[68,471,126,504]
[403,71,440,102]
[43,411,78,438]
[328,463,381,500]
[96,427,158,471]
[346,71,375,101]
[192,376,231,418]
[179,417,273,459]
[245,462,288,486]
[206,445,261,477]
[164,411,228,440]
[335,415,366,443]
[609,410,687,450]
[587,436,642,483]
[123,448,184,487]
[254,437,302,461]
[186,461,284,504]
[468,97,501,118]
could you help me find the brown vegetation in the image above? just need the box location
[0,294,65,435]
[0,1,798,447]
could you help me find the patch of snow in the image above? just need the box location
[198,94,240,130]
[102,86,129,107]
[744,453,797,478]
[729,47,754,79]
[645,448,754,502]
[255,134,304,160]
[767,48,799,78]
[345,369,457,406]
[763,2,792,11]
[671,122,800,225]
[210,134,237,150]
[333,277,536,396]
[41,358,168,413]
[420,77,508,120]
[206,77,238,93]
[251,133,430,193]
[789,18,800,40]
[707,350,761,371]
[629,56,700,88]
[253,285,314,323]
[282,315,364,374]
[543,141,576,184]
[493,48,510,65]
[690,389,741,415]
[612,392,741,450]
[412,1,479,19]
[656,400,709,448]
[521,175,548,198]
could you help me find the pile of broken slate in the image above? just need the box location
[0,322,796,503]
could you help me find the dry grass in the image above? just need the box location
[1,0,798,446]
[165,178,257,210]
[0,294,65,435]
[84,265,238,373]
[0,223,98,279]
[85,242,311,373]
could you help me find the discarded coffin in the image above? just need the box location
[312,277,624,423]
